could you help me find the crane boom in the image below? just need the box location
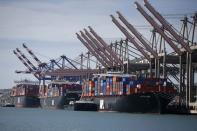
[110,15,151,61]
[61,55,78,69]
[16,48,37,70]
[76,33,108,68]
[135,2,182,55]
[15,70,31,74]
[88,26,123,65]
[50,59,62,69]
[84,29,114,66]
[144,0,192,53]
[13,50,39,79]
[80,30,113,67]
[117,11,159,59]
[23,43,42,65]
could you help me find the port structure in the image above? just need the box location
[75,1,197,112]
[134,0,197,111]
[14,44,101,85]
[13,0,197,112]
[108,1,196,112]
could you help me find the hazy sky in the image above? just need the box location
[0,0,196,89]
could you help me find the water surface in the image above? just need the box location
[0,107,197,131]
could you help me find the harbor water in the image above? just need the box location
[0,107,197,131]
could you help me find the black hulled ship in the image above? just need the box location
[39,80,82,109]
[78,73,177,113]
[11,79,40,108]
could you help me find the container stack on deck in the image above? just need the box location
[39,81,82,109]
[11,83,39,97]
[82,74,176,98]
[10,80,40,108]
[79,73,177,113]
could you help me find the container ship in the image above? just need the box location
[39,80,82,109]
[78,73,177,113]
[10,80,40,108]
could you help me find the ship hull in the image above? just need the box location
[82,92,173,113]
[40,96,66,109]
[13,96,40,108]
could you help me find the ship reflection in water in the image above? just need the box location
[0,107,197,131]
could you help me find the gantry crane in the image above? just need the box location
[13,50,39,79]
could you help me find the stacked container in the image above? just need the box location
[100,79,106,95]
[27,85,39,96]
[83,81,89,96]
[82,75,176,97]
[89,80,95,96]
[94,78,98,96]
[82,74,140,97]
[52,86,59,97]
[106,77,112,95]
